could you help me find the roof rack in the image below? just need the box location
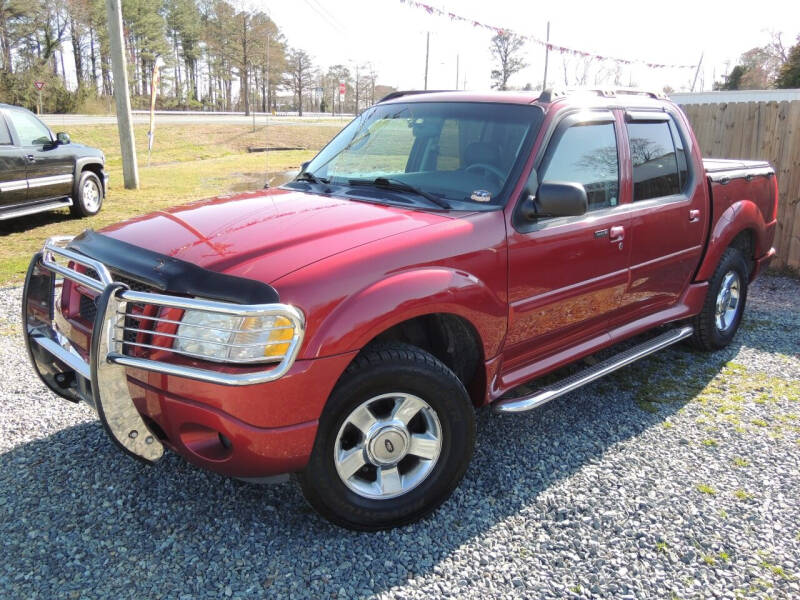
[537,88,668,103]
[377,90,457,103]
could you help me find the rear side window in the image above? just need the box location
[6,109,52,146]
[627,121,681,201]
[0,116,11,145]
[540,122,619,211]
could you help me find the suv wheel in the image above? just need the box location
[71,170,103,217]
[691,247,749,351]
[297,343,475,530]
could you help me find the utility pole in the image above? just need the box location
[455,54,459,90]
[691,51,704,92]
[542,21,550,91]
[424,32,430,90]
[105,0,139,189]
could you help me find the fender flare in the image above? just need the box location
[694,199,768,282]
[73,158,105,198]
[304,267,507,360]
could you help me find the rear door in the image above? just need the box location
[0,110,28,209]
[4,107,74,202]
[621,110,708,316]
[504,110,631,372]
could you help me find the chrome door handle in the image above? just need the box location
[609,225,625,243]
[689,209,700,223]
[26,154,35,163]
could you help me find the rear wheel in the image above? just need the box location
[691,247,749,351]
[70,170,103,217]
[297,343,475,530]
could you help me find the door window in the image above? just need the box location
[627,121,681,201]
[540,122,619,211]
[6,109,52,146]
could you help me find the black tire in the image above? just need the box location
[297,342,475,530]
[70,170,103,217]
[690,247,749,351]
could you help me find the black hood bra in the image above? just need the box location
[68,230,280,305]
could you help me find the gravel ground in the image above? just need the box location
[1,274,798,599]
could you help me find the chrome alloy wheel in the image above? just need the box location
[82,178,101,212]
[715,270,741,332]
[333,393,443,499]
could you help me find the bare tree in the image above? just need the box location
[489,31,526,90]
[286,47,314,116]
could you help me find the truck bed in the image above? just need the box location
[703,158,772,178]
[703,158,777,268]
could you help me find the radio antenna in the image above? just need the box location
[264,27,271,187]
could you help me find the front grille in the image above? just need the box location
[74,270,162,354]
[79,294,97,322]
[111,275,160,353]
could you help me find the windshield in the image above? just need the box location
[297,101,543,208]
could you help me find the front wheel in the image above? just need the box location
[690,247,749,351]
[297,343,475,530]
[70,170,104,218]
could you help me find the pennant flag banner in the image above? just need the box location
[399,0,697,70]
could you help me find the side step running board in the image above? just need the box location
[0,198,73,221]
[494,325,694,414]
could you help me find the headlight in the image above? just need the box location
[174,310,298,364]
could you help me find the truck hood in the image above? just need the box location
[99,187,451,283]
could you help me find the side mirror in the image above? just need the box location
[56,132,71,145]
[520,181,588,220]
[300,161,310,172]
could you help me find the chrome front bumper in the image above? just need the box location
[22,237,305,463]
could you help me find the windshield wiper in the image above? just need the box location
[348,177,450,209]
[295,171,329,184]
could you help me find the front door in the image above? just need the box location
[0,113,28,209]
[504,111,630,379]
[5,107,74,203]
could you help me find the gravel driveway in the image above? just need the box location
[1,274,798,599]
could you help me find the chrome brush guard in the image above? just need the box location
[22,236,305,463]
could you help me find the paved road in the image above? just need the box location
[41,112,353,127]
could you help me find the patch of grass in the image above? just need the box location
[751,418,768,427]
[656,541,669,553]
[696,484,717,495]
[719,509,729,519]
[662,421,674,429]
[760,558,793,580]
[702,438,718,447]
[718,551,730,562]
[46,121,346,169]
[732,457,750,467]
[702,555,716,566]
[734,489,754,501]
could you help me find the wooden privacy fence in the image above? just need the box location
[679,100,800,272]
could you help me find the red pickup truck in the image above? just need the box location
[23,89,778,530]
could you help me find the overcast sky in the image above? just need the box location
[255,0,799,93]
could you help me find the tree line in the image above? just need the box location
[0,0,393,114]
[716,32,800,90]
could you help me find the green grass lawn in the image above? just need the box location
[0,121,345,286]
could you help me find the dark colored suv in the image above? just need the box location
[0,103,108,221]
